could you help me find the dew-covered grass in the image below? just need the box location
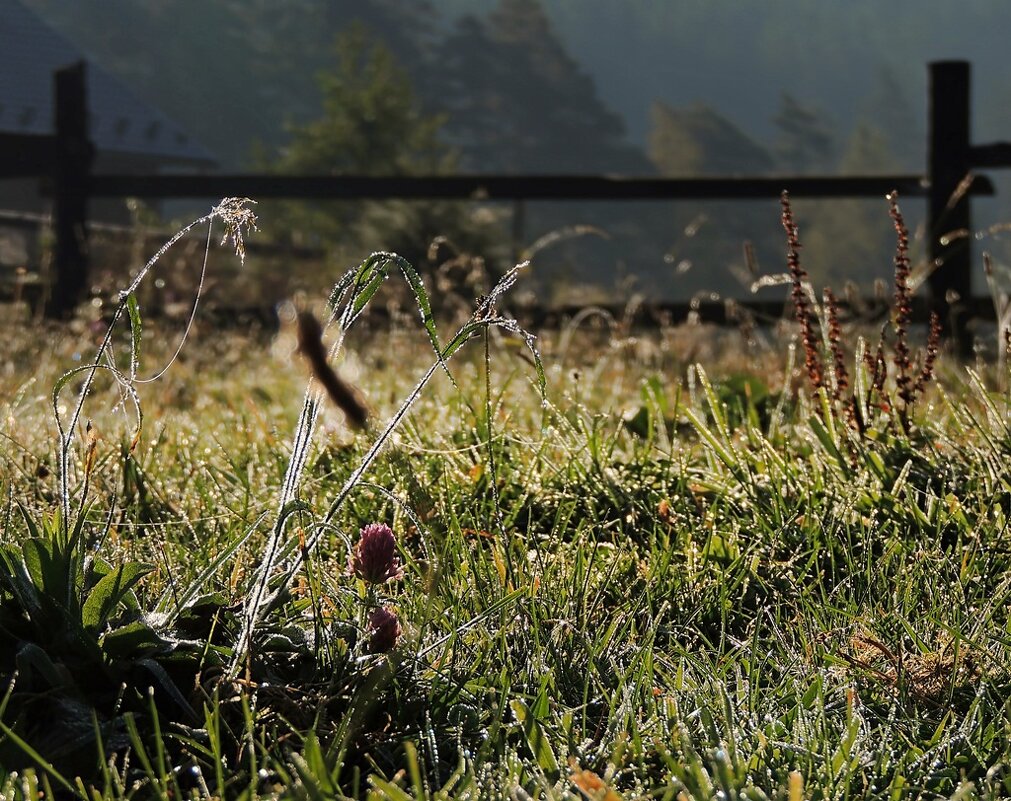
[1,206,1011,799]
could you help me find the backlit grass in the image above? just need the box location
[1,211,1010,799]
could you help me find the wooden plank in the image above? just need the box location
[84,172,996,201]
[970,142,1011,168]
[0,132,56,177]
[46,62,92,319]
[928,60,973,354]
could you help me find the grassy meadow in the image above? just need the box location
[1,200,1011,800]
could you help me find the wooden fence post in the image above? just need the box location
[29,58,998,332]
[46,61,93,319]
[927,60,972,354]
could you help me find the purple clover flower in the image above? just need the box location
[349,523,404,584]
[367,606,402,654]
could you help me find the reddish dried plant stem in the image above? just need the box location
[824,288,852,421]
[888,192,914,407]
[864,341,887,400]
[913,311,942,399]
[781,192,823,391]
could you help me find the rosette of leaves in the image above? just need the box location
[0,504,208,777]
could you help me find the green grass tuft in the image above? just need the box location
[1,203,1010,799]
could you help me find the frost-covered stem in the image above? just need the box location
[57,211,217,529]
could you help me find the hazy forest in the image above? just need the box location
[21,0,1011,302]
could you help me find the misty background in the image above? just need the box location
[17,0,1011,306]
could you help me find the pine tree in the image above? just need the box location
[860,64,919,169]
[257,28,444,247]
[260,27,506,272]
[772,93,836,173]
[273,27,446,178]
[650,102,774,175]
[433,0,649,173]
[802,123,897,288]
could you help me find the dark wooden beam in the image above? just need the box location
[969,142,1011,169]
[84,173,995,201]
[928,60,973,355]
[46,61,93,320]
[0,132,56,177]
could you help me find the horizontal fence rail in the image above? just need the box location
[461,295,1004,331]
[81,173,980,201]
[3,59,1011,353]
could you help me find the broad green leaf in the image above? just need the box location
[101,620,172,659]
[82,561,153,631]
[0,545,42,620]
[511,698,560,775]
[22,537,70,600]
[15,641,68,691]
[16,501,41,540]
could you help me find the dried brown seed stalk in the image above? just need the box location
[823,288,855,425]
[913,312,942,398]
[781,191,823,391]
[888,192,914,408]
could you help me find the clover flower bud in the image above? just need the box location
[367,606,402,654]
[349,523,403,584]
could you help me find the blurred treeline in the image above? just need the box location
[24,0,1003,303]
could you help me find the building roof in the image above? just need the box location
[0,0,215,165]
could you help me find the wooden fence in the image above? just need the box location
[3,60,1011,350]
